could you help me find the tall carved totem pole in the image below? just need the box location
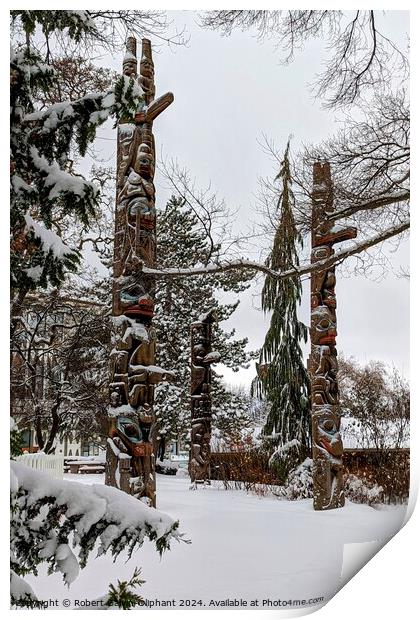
[105,38,174,507]
[309,162,357,510]
[189,310,220,485]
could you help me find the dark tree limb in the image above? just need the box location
[138,219,409,281]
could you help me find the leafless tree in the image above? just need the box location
[119,10,409,284]
[34,55,117,108]
[338,356,410,450]
[200,10,408,108]
[297,93,409,231]
[11,291,110,453]
[159,159,253,265]
[200,10,410,276]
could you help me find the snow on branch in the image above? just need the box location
[138,219,409,281]
[30,148,98,201]
[23,75,143,139]
[24,213,76,260]
[10,462,183,603]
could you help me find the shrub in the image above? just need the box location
[344,474,384,505]
[268,439,308,484]
[280,459,385,505]
[155,458,178,475]
[280,457,313,500]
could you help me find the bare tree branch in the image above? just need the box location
[131,219,409,281]
[199,10,408,108]
[327,190,410,222]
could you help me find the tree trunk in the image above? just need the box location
[35,413,44,451]
[43,400,60,454]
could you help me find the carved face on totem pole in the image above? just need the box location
[122,295,154,320]
[193,340,207,364]
[115,141,156,304]
[118,145,155,217]
[322,270,337,309]
[312,408,343,458]
[191,419,211,460]
[311,305,337,347]
[140,51,155,101]
[311,246,336,309]
[135,143,154,180]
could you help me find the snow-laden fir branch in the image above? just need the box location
[137,219,409,281]
[10,462,185,605]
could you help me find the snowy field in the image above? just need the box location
[26,473,408,611]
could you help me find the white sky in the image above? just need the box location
[85,10,410,385]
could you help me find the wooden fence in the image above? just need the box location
[16,453,64,479]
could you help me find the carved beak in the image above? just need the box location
[145,93,174,121]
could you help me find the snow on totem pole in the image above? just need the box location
[105,38,174,507]
[189,310,220,485]
[309,162,357,511]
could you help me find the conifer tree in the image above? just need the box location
[10,11,144,311]
[254,142,310,452]
[154,196,254,456]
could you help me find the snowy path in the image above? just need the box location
[27,473,407,610]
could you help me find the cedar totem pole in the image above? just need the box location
[189,310,220,485]
[309,162,357,511]
[105,38,174,507]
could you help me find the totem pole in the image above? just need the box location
[189,310,220,485]
[105,37,174,507]
[309,162,357,510]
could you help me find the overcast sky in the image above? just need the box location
[91,10,410,386]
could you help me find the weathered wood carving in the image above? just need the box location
[105,37,174,507]
[309,162,357,510]
[189,310,220,485]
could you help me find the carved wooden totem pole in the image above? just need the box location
[105,38,174,507]
[189,310,220,485]
[309,162,357,510]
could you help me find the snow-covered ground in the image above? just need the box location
[26,473,407,611]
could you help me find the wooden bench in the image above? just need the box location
[66,460,105,474]
[78,465,105,474]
